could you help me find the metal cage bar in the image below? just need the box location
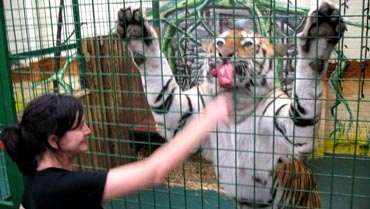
[1,1,370,209]
[0,0,23,208]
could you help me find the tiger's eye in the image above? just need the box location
[243,41,253,48]
[216,40,224,48]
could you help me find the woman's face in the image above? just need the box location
[58,114,91,158]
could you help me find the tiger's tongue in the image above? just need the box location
[210,63,234,88]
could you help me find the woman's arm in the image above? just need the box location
[102,94,231,201]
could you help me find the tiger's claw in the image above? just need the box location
[116,6,153,44]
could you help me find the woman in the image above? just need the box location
[1,93,231,209]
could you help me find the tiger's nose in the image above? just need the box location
[217,48,234,59]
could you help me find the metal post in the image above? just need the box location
[152,0,160,28]
[72,0,86,89]
[0,0,24,208]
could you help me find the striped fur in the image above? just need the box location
[117,0,345,208]
[273,160,322,209]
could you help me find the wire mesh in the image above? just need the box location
[0,0,369,209]
[0,141,11,201]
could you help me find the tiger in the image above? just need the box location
[116,0,345,208]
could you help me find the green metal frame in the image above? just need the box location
[0,1,23,208]
[147,0,309,89]
[72,0,86,89]
[7,0,85,94]
[0,1,369,208]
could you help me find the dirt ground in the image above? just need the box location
[137,146,223,192]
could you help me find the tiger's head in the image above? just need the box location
[203,29,276,97]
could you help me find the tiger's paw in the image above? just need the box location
[298,0,346,53]
[116,6,155,44]
[116,5,159,66]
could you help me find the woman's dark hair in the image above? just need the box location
[0,94,84,176]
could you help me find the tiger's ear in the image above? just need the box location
[274,44,289,57]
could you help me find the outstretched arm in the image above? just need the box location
[102,94,232,202]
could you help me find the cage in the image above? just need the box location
[0,0,369,209]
